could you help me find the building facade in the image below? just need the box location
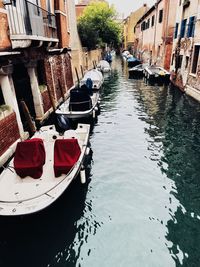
[134,0,178,70]
[123,4,148,52]
[0,0,74,165]
[170,0,200,101]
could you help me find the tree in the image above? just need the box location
[78,1,122,50]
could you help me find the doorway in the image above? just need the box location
[12,63,36,131]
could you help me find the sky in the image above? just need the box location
[75,0,156,18]
[108,0,156,18]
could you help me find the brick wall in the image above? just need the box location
[63,53,73,89]
[0,112,20,157]
[42,52,73,113]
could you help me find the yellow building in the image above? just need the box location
[123,4,148,51]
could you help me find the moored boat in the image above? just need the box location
[55,87,100,120]
[105,52,112,63]
[127,56,141,68]
[144,65,170,84]
[97,60,111,73]
[80,69,104,90]
[129,63,149,79]
[0,124,90,216]
[122,50,130,60]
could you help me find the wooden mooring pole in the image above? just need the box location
[20,100,36,136]
[58,79,65,102]
[80,65,84,78]
[47,85,56,111]
[75,67,80,87]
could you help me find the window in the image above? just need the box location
[187,16,195,38]
[141,21,146,31]
[171,53,175,65]
[179,0,182,5]
[191,45,200,74]
[159,9,163,23]
[37,60,46,86]
[151,15,155,27]
[180,19,187,38]
[146,18,150,29]
[33,0,40,16]
[46,0,52,23]
[178,55,183,68]
[185,56,189,69]
[174,23,179,39]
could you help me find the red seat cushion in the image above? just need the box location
[54,138,81,177]
[14,138,46,179]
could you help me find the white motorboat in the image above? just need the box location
[97,60,111,73]
[0,124,90,216]
[56,88,100,120]
[80,69,104,90]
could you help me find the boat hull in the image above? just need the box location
[0,124,90,216]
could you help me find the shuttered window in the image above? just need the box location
[174,23,179,39]
[158,9,163,23]
[191,45,200,74]
[187,16,195,38]
[180,19,187,38]
[151,15,155,27]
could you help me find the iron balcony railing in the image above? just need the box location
[5,0,57,40]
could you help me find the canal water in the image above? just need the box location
[1,57,200,267]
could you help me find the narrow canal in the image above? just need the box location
[1,57,200,267]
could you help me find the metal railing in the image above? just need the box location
[5,0,57,39]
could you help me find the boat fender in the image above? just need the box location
[86,147,90,155]
[57,115,71,130]
[80,166,86,184]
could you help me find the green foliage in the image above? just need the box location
[78,1,122,50]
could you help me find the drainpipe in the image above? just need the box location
[163,0,170,70]
[175,3,184,73]
[153,1,159,65]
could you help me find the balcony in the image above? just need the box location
[4,0,58,49]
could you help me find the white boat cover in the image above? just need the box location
[97,60,110,69]
[81,69,103,83]
[80,69,104,89]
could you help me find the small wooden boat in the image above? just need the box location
[80,69,104,90]
[97,60,111,73]
[56,88,100,120]
[0,124,90,216]
[129,63,148,79]
[144,65,170,84]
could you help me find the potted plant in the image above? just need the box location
[0,104,12,118]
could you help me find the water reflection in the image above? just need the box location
[133,79,200,266]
